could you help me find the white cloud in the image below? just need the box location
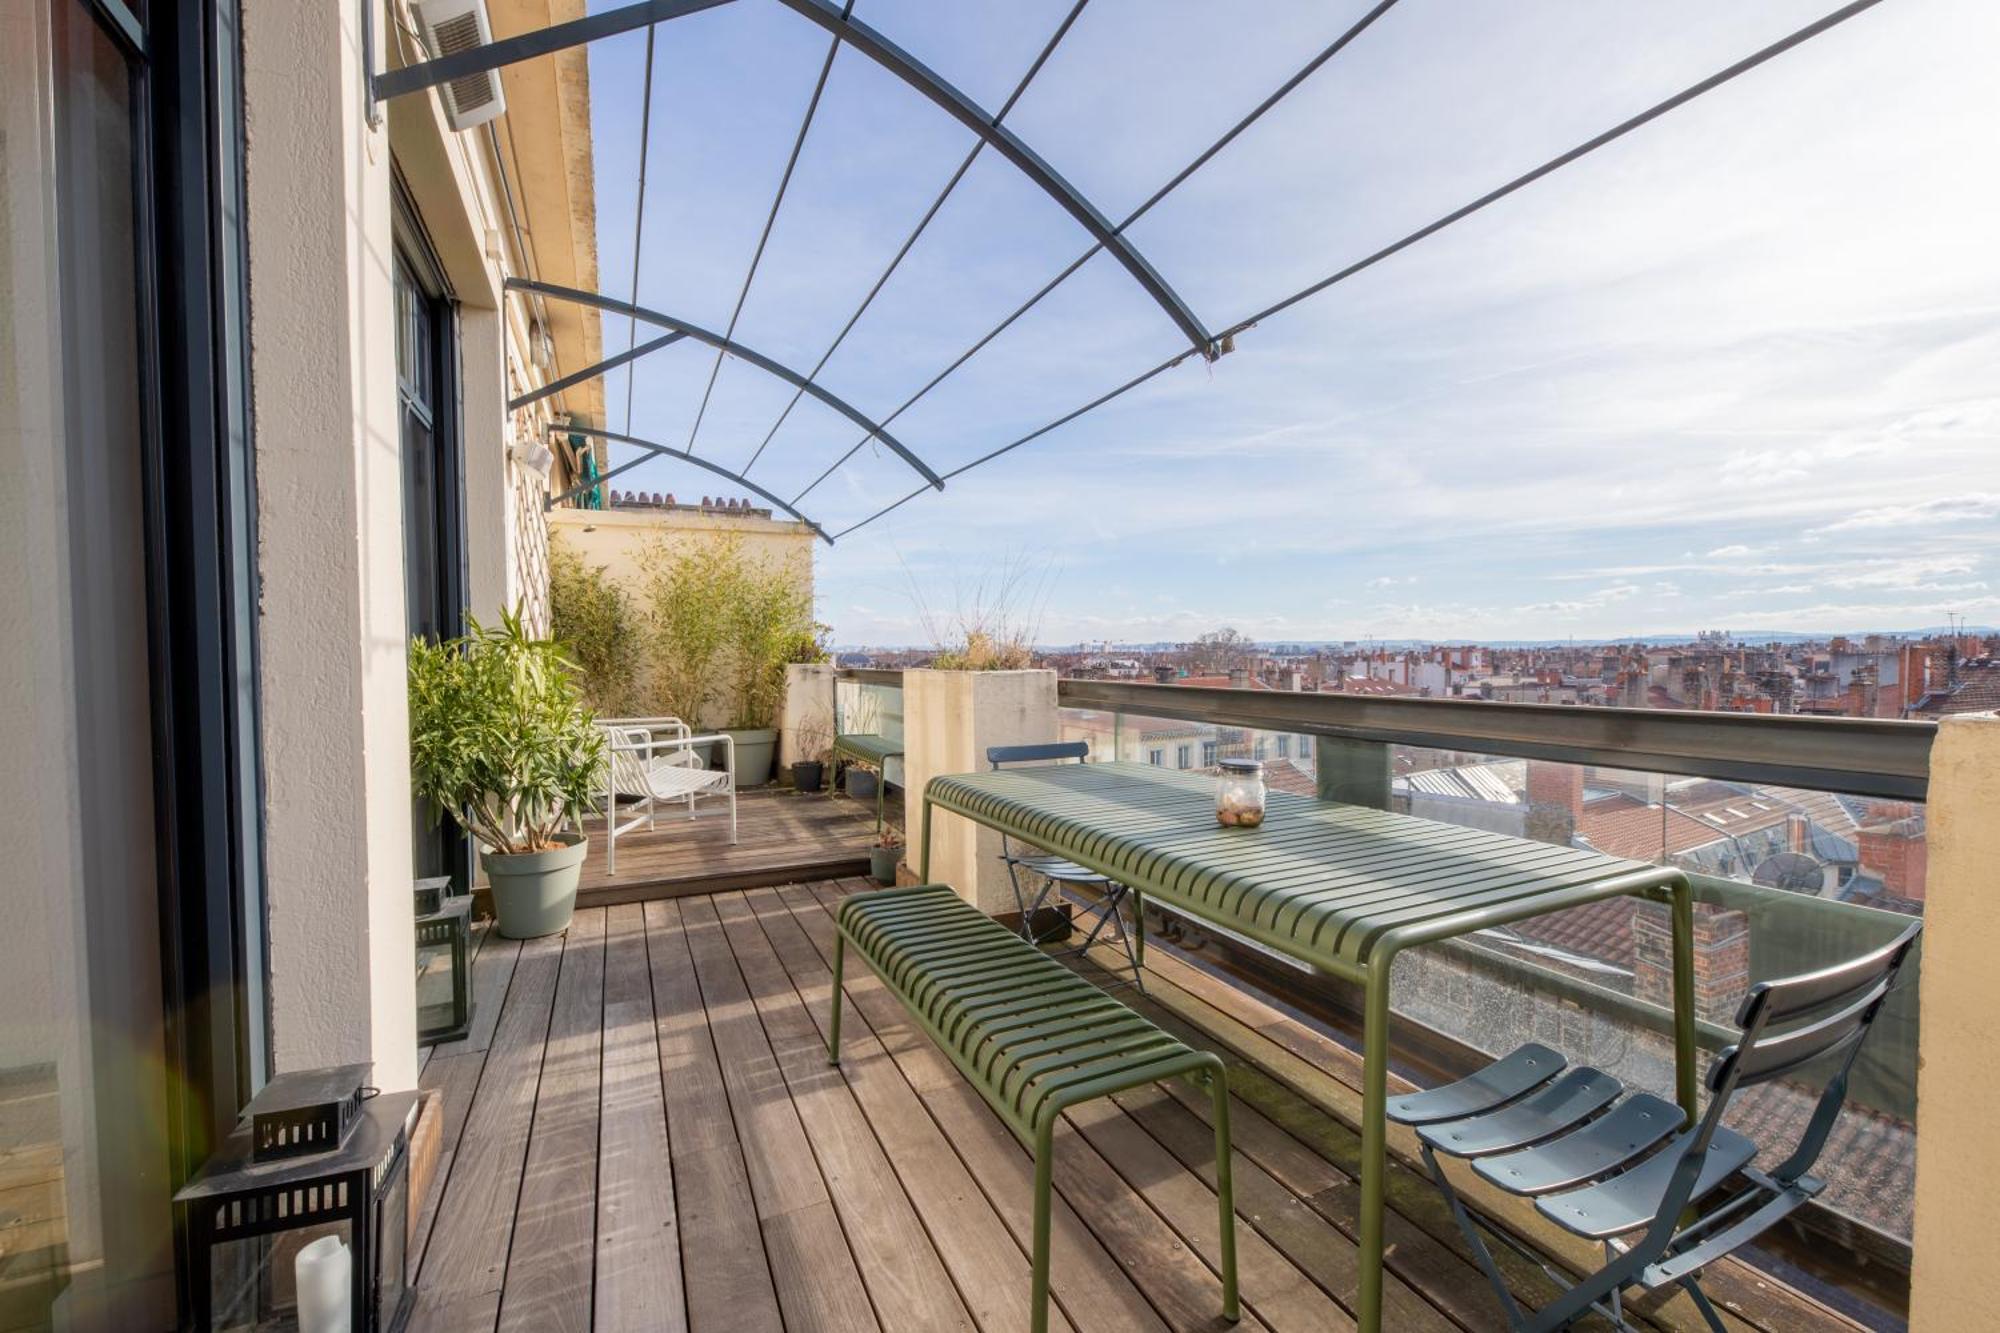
[1808,493,2000,535]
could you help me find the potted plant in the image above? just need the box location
[721,551,817,789]
[789,716,832,793]
[868,828,904,887]
[409,610,606,940]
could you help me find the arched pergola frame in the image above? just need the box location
[372,0,1217,358]
[509,276,944,491]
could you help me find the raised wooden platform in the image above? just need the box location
[409,879,1869,1333]
[568,787,878,906]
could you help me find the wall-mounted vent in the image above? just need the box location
[412,0,508,132]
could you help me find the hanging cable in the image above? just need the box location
[830,0,1888,541]
[1218,0,1887,340]
[683,1,855,456]
[619,26,661,433]
[791,0,1401,506]
[739,0,1093,478]
[831,343,1199,539]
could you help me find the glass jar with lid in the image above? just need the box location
[1216,757,1267,828]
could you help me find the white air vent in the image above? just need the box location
[412,0,508,132]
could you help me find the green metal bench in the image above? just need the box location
[828,883,1239,1333]
[831,731,902,834]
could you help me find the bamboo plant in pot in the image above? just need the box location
[721,566,818,788]
[409,610,606,939]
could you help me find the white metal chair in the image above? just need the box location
[599,720,737,875]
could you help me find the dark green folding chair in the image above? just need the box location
[1390,920,1921,1331]
[987,741,1147,992]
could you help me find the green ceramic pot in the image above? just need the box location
[481,833,587,939]
[724,727,777,787]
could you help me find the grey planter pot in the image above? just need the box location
[845,767,878,800]
[725,727,777,788]
[869,845,900,887]
[791,760,824,793]
[481,833,588,939]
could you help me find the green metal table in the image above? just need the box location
[920,760,1696,1333]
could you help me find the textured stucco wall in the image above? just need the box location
[244,0,417,1092]
[1910,711,2000,1327]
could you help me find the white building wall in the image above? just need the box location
[243,0,417,1091]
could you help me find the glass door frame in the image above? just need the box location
[393,173,472,890]
[71,0,269,1321]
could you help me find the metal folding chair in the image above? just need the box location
[985,741,1147,992]
[1390,919,1921,1331]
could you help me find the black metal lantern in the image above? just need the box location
[175,1066,416,1332]
[415,894,473,1044]
[412,874,452,918]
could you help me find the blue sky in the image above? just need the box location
[580,0,1998,645]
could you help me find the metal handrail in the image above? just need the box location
[814,671,1932,800]
[1055,679,1933,801]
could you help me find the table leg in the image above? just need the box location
[1671,877,1698,1121]
[1358,958,1393,1333]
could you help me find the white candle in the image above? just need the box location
[294,1233,353,1333]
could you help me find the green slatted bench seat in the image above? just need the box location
[827,883,1239,1333]
[831,732,902,834]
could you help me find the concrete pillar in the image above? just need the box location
[243,0,417,1091]
[902,669,1058,913]
[1315,735,1391,809]
[780,664,836,777]
[1910,711,2000,1328]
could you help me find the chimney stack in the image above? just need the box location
[1228,667,1250,690]
[1635,902,1750,1024]
[1154,665,1176,684]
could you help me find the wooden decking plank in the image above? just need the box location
[674,895,877,1329]
[744,884,1138,1333]
[711,891,975,1332]
[412,930,565,1327]
[1149,1072,1503,1333]
[643,898,783,1333]
[1110,1082,1457,1333]
[788,880,1258,1333]
[593,902,686,1332]
[575,788,876,904]
[675,896,835,1221]
[498,910,607,1333]
[762,1198,882,1333]
[1062,1093,1355,1331]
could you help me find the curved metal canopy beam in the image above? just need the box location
[556,424,834,544]
[772,0,1218,360]
[509,277,943,491]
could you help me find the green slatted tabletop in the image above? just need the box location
[920,760,1699,1333]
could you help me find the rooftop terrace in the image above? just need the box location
[409,878,1873,1332]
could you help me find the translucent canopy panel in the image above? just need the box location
[557,0,1991,591]
[1123,0,1853,327]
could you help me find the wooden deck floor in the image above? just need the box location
[410,880,1870,1333]
[567,787,880,905]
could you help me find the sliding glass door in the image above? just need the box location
[1,0,263,1325]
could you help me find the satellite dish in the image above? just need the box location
[1752,851,1822,892]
